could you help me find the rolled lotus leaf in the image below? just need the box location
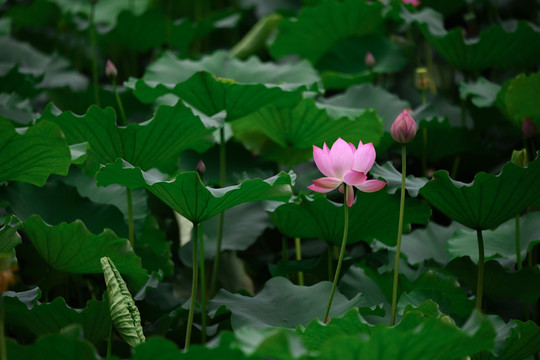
[100,256,145,347]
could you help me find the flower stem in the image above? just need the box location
[391,144,407,326]
[198,222,207,344]
[295,237,304,286]
[516,215,522,271]
[185,222,199,350]
[210,127,226,296]
[476,229,485,310]
[323,186,350,323]
[126,188,134,247]
[112,78,127,126]
[89,1,100,107]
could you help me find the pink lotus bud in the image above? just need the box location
[402,0,420,6]
[365,52,375,68]
[196,160,206,177]
[105,59,117,78]
[391,109,417,144]
[522,117,537,139]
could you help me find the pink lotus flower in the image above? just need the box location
[402,0,420,6]
[308,138,386,207]
[391,109,417,144]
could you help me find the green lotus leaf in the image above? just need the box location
[0,119,71,186]
[504,72,540,129]
[446,257,540,304]
[101,256,146,347]
[419,156,540,230]
[0,215,22,253]
[180,202,270,265]
[0,180,128,237]
[40,101,218,174]
[22,215,147,290]
[6,333,100,360]
[405,8,540,71]
[319,83,411,131]
[136,50,319,92]
[96,159,294,223]
[477,317,540,360]
[0,36,87,90]
[371,161,428,197]
[136,216,174,277]
[448,212,540,264]
[128,70,304,121]
[3,287,110,345]
[231,98,383,166]
[268,192,431,246]
[0,92,36,123]
[209,276,367,330]
[460,77,501,108]
[298,308,495,360]
[269,0,385,63]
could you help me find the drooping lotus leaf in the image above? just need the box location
[419,156,540,230]
[447,212,540,264]
[319,83,411,131]
[96,159,294,224]
[446,257,540,304]
[0,216,22,253]
[231,98,383,166]
[399,222,463,266]
[0,119,71,186]
[209,276,367,330]
[298,308,495,360]
[180,202,271,265]
[460,77,501,108]
[371,161,428,197]
[5,333,100,360]
[127,71,302,121]
[404,8,540,71]
[3,287,111,345]
[0,180,128,237]
[22,215,147,290]
[0,36,87,90]
[477,317,540,360]
[135,50,319,92]
[267,192,431,246]
[40,101,218,174]
[503,72,540,129]
[269,0,385,63]
[101,256,145,347]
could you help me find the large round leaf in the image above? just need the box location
[128,71,302,121]
[96,159,294,224]
[0,119,71,186]
[22,215,147,290]
[405,8,540,71]
[268,192,431,246]
[269,0,385,63]
[504,72,540,129]
[231,98,383,166]
[209,276,367,330]
[419,156,540,230]
[40,101,218,174]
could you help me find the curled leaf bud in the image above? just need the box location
[196,160,206,177]
[522,117,537,139]
[391,109,417,144]
[105,59,118,78]
[364,52,375,68]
